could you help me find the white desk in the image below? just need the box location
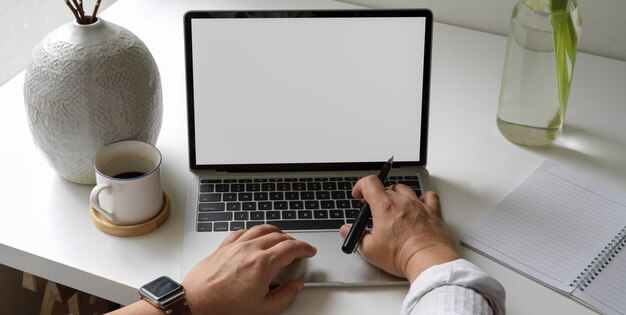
[1,0,625,314]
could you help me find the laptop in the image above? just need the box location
[182,9,433,286]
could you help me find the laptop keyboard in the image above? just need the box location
[196,176,421,232]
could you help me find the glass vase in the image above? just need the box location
[497,0,582,146]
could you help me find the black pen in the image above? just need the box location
[341,156,394,254]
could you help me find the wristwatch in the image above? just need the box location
[139,276,191,315]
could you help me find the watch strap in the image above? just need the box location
[164,295,191,315]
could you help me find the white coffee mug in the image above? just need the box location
[90,140,163,225]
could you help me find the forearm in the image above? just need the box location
[107,299,165,315]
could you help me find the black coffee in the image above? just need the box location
[113,171,146,179]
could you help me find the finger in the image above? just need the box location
[389,183,418,198]
[265,240,317,281]
[265,239,317,273]
[355,230,376,263]
[339,224,352,239]
[247,230,297,251]
[420,191,442,216]
[218,229,247,247]
[352,175,387,203]
[235,224,283,242]
[266,280,304,314]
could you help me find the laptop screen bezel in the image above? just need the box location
[184,9,432,172]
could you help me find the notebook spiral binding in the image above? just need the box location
[570,228,626,291]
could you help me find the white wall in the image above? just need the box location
[2,0,623,88]
[0,0,117,87]
[340,0,626,62]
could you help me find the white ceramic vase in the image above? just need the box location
[24,18,162,184]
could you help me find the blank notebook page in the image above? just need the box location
[573,248,626,314]
[463,161,626,292]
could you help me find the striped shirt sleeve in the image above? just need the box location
[401,259,506,315]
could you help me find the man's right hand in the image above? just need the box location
[339,175,459,283]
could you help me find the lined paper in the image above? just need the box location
[462,161,626,296]
[573,240,626,315]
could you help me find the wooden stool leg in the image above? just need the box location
[68,291,114,315]
[22,272,47,292]
[40,281,75,315]
[22,272,117,315]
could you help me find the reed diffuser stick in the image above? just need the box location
[64,0,102,25]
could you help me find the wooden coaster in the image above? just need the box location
[90,192,170,237]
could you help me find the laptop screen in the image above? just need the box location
[184,10,432,171]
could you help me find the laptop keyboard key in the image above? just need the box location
[314,210,329,219]
[250,211,265,220]
[331,191,345,199]
[214,222,229,231]
[231,184,245,192]
[199,203,225,212]
[199,212,232,221]
[269,192,284,200]
[315,191,330,199]
[274,201,288,210]
[246,184,261,192]
[243,202,257,211]
[226,202,241,211]
[298,211,312,219]
[321,200,335,209]
[266,211,280,220]
[199,184,214,192]
[289,201,304,210]
[285,192,299,200]
[230,222,245,231]
[239,193,253,201]
[223,193,237,201]
[307,182,322,190]
[234,212,249,221]
[305,201,320,209]
[200,193,221,202]
[262,183,276,191]
[215,184,229,192]
[338,182,352,190]
[282,211,296,220]
[336,200,350,208]
[197,222,213,232]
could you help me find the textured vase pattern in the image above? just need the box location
[24,19,162,184]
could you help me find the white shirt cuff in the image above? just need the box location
[401,259,506,315]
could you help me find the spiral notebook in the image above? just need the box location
[462,161,626,315]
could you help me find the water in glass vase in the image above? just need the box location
[497,0,580,146]
[498,14,562,146]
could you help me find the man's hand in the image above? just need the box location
[183,225,317,315]
[339,176,458,283]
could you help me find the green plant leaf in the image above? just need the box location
[548,0,579,129]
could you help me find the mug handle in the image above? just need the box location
[90,184,115,222]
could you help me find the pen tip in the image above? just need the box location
[388,156,394,163]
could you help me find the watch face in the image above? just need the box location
[141,276,183,301]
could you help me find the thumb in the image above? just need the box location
[266,280,304,313]
[339,224,352,239]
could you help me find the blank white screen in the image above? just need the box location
[191,16,426,165]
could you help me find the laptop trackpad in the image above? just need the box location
[290,232,406,286]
